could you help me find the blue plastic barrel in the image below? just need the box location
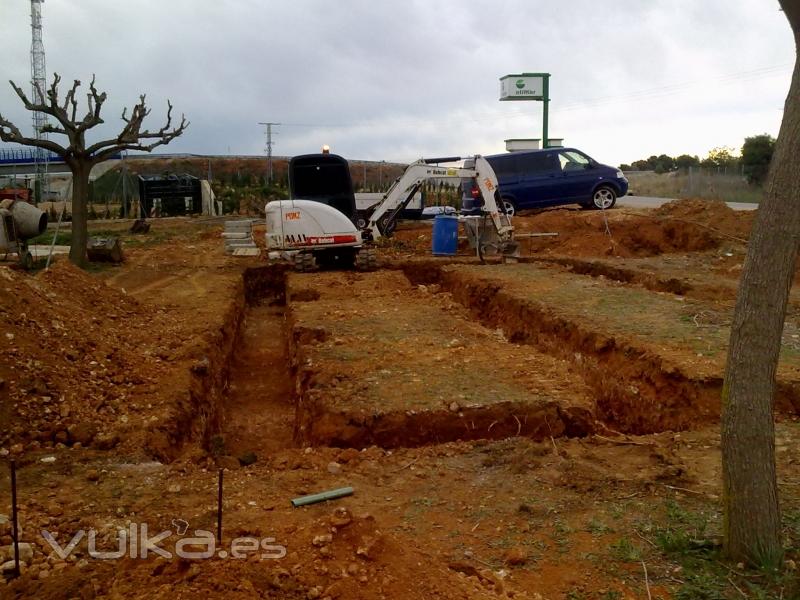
[432,215,459,256]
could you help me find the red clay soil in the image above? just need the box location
[7,500,525,600]
[383,199,754,262]
[2,429,723,600]
[220,302,295,460]
[5,214,800,599]
[515,207,722,259]
[286,270,596,448]
[1,225,263,463]
[0,262,179,454]
[401,262,725,435]
[653,198,753,241]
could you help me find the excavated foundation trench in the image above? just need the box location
[147,265,291,461]
[523,256,694,296]
[399,261,800,434]
[399,262,716,435]
[170,260,798,460]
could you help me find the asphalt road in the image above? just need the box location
[618,195,758,211]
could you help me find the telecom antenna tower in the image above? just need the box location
[30,0,49,203]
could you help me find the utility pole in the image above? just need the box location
[258,122,280,184]
[30,0,49,204]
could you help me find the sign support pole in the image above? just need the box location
[542,75,550,149]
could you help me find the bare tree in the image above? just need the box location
[0,74,188,265]
[721,1,800,565]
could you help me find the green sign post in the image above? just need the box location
[499,73,551,148]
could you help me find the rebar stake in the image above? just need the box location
[10,460,20,579]
[216,468,223,544]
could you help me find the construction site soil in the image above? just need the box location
[1,200,799,600]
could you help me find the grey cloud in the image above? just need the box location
[0,0,794,165]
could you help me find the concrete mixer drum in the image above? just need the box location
[0,199,48,270]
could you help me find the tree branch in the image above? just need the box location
[86,97,189,157]
[92,120,189,163]
[9,80,42,112]
[0,111,66,155]
[62,79,81,123]
[40,124,69,136]
[75,75,106,133]
[10,75,75,134]
[4,73,188,164]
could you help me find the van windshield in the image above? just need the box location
[558,151,591,172]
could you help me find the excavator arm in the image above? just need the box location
[365,156,514,249]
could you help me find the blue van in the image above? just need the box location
[463,148,628,215]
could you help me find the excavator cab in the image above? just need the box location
[288,154,357,224]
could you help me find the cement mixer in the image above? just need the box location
[0,199,48,270]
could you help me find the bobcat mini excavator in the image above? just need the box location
[264,154,517,271]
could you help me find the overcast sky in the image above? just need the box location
[0,0,795,166]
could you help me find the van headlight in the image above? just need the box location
[616,170,625,179]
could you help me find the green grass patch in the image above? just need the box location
[29,230,73,246]
[587,517,612,535]
[28,226,182,251]
[609,537,642,562]
[643,499,800,599]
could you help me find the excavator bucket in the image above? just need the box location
[501,240,521,262]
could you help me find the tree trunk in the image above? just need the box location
[721,11,800,565]
[69,163,91,267]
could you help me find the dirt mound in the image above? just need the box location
[514,205,738,258]
[655,198,753,241]
[7,506,540,599]
[376,222,434,258]
[0,261,180,454]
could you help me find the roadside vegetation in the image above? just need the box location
[621,134,775,204]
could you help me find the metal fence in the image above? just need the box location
[623,168,760,204]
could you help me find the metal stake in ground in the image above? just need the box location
[217,469,223,544]
[10,460,20,578]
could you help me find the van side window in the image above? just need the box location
[489,157,517,178]
[517,152,553,174]
[558,151,590,172]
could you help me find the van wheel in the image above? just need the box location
[592,185,617,210]
[502,199,516,217]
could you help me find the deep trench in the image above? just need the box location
[212,265,295,459]
[159,261,800,460]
